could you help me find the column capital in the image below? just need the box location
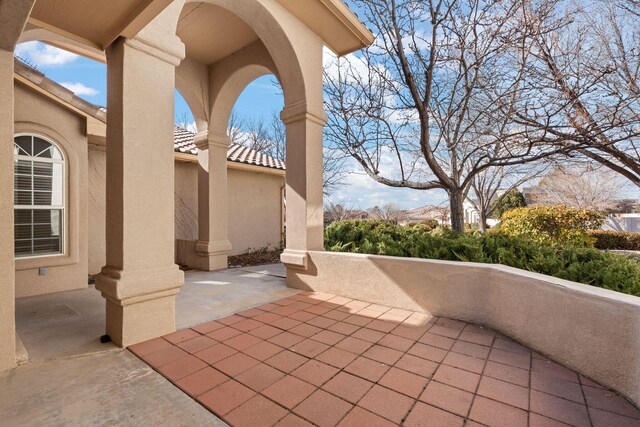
[280,100,328,126]
[194,130,230,150]
[123,33,185,67]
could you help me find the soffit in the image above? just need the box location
[177,3,259,66]
[28,0,173,50]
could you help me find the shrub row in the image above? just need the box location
[589,230,640,251]
[324,220,640,297]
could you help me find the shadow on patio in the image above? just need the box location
[1,264,294,426]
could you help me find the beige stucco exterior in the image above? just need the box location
[12,76,285,280]
[13,81,89,298]
[0,0,370,368]
[87,146,285,275]
[174,158,284,258]
[2,0,639,413]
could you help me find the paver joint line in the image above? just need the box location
[130,292,640,427]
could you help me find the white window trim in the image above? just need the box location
[13,133,67,260]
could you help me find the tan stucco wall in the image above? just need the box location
[228,168,284,254]
[174,161,199,243]
[90,156,284,273]
[288,251,640,407]
[174,161,284,257]
[13,81,88,298]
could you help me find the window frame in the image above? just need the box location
[13,133,66,259]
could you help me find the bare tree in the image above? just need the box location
[466,164,546,231]
[267,111,286,161]
[532,165,626,211]
[228,110,346,194]
[368,203,403,223]
[515,0,640,187]
[176,111,196,132]
[324,0,566,232]
[227,111,247,146]
[325,202,362,223]
[241,116,274,153]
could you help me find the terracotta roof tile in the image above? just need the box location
[174,127,285,171]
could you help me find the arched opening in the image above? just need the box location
[172,0,308,107]
[224,75,286,261]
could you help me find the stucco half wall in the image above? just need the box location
[287,251,640,407]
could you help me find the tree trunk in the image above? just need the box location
[449,190,466,233]
[478,209,488,233]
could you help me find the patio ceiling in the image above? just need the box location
[177,3,259,66]
[24,0,373,62]
[27,0,174,50]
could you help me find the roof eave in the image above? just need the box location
[277,0,374,57]
[318,0,375,56]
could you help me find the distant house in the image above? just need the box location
[603,214,640,233]
[399,205,451,225]
[462,190,507,227]
[522,187,546,206]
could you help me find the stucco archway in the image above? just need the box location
[207,42,279,134]
[168,0,311,106]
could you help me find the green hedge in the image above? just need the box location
[589,230,640,251]
[325,220,640,297]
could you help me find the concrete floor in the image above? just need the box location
[1,264,294,426]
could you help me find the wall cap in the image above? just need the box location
[281,249,309,270]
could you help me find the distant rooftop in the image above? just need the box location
[174,127,285,171]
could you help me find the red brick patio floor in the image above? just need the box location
[130,292,640,427]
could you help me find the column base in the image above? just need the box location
[105,293,177,347]
[95,265,184,347]
[191,240,231,271]
[0,347,16,372]
[281,249,309,270]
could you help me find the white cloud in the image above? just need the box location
[14,41,78,66]
[60,82,98,97]
[328,171,447,210]
[327,158,447,210]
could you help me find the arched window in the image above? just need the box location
[13,135,65,257]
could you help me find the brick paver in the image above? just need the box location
[130,292,640,426]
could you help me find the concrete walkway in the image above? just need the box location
[1,264,293,426]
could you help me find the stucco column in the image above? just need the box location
[0,49,17,371]
[95,35,185,347]
[280,101,327,270]
[192,130,232,271]
[0,0,36,371]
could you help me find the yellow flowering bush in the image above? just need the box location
[500,205,603,247]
